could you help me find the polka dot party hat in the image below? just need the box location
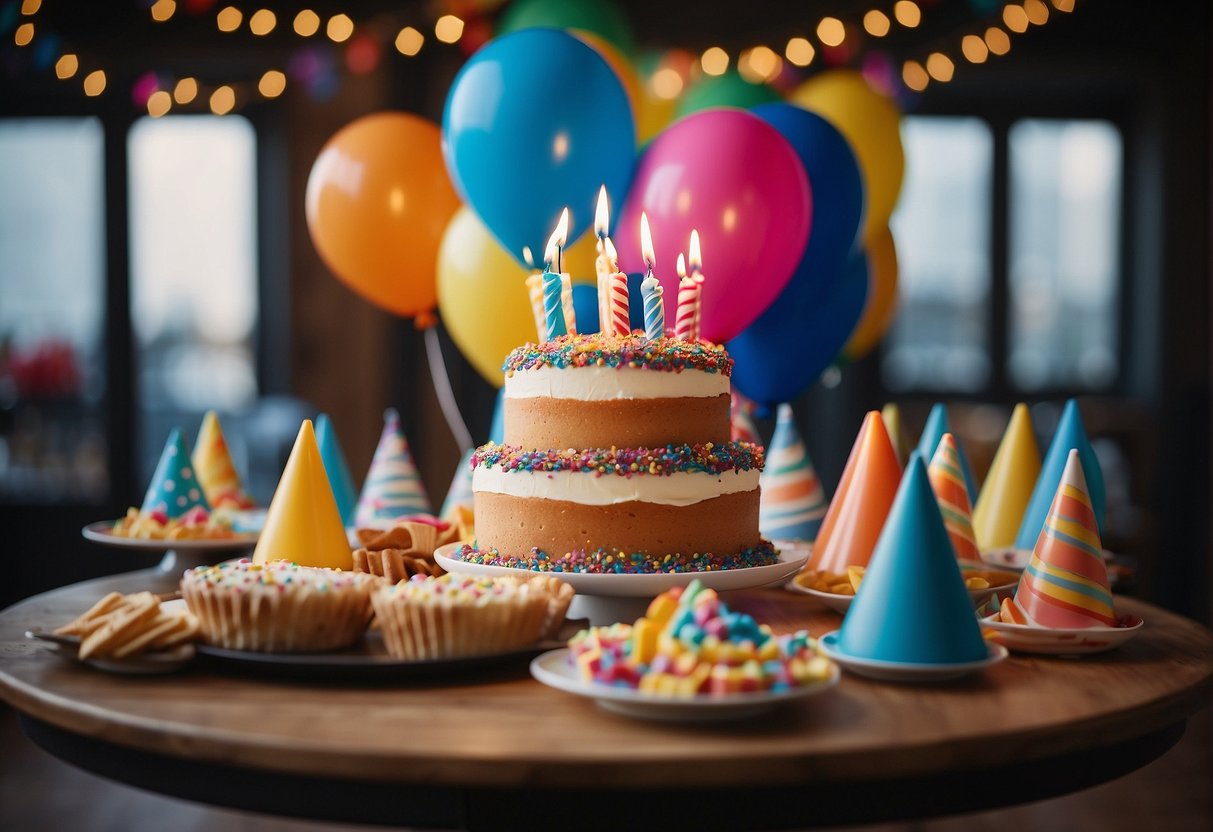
[140,427,210,519]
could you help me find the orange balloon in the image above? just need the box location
[843,227,899,361]
[305,112,460,321]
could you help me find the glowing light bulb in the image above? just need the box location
[700,46,729,76]
[864,10,891,37]
[395,26,424,56]
[785,37,815,67]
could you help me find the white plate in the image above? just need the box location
[817,631,1008,681]
[529,648,839,721]
[26,630,195,675]
[435,544,809,598]
[979,613,1144,656]
[786,579,1016,614]
[82,521,259,553]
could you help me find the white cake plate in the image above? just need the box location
[82,522,259,576]
[979,613,1144,656]
[435,544,809,625]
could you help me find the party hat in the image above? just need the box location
[440,448,475,520]
[252,420,352,570]
[972,404,1041,550]
[488,388,506,445]
[837,453,990,664]
[916,403,979,505]
[881,402,909,464]
[759,404,828,541]
[730,390,762,445]
[806,411,902,574]
[315,413,359,526]
[1014,399,1105,550]
[355,408,431,527]
[192,411,255,510]
[926,433,981,564]
[1008,450,1115,628]
[140,428,210,518]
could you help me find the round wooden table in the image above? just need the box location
[1,568,1211,830]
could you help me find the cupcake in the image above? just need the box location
[180,559,381,653]
[371,574,572,660]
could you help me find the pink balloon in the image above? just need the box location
[616,109,812,343]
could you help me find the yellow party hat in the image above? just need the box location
[972,403,1041,550]
[881,402,908,464]
[252,420,352,570]
[192,410,255,510]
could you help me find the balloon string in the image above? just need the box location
[424,325,474,454]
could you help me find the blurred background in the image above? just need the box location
[0,0,1208,630]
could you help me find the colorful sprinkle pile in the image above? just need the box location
[502,332,732,377]
[569,579,834,695]
[451,541,780,574]
[471,441,764,477]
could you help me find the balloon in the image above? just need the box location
[843,227,899,360]
[572,30,641,133]
[571,283,600,334]
[496,0,636,55]
[790,70,904,244]
[635,49,693,144]
[305,112,459,320]
[443,29,635,265]
[729,250,870,408]
[675,70,780,119]
[616,109,811,343]
[752,102,865,305]
[437,207,540,386]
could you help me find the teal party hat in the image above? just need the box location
[916,403,979,505]
[837,452,989,665]
[355,408,431,526]
[488,388,506,445]
[759,404,828,541]
[315,413,359,526]
[440,448,475,520]
[140,428,210,518]
[1014,399,1106,550]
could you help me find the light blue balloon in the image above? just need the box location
[571,283,600,334]
[443,29,635,265]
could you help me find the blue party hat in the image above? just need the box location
[140,428,210,518]
[916,402,979,505]
[355,408,431,527]
[759,404,828,541]
[315,413,359,526]
[440,448,475,520]
[836,452,989,665]
[488,388,506,445]
[1014,399,1106,550]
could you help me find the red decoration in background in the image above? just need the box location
[345,35,382,75]
[1,340,83,400]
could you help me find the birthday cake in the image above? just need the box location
[458,332,776,572]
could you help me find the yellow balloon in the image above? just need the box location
[635,92,677,144]
[790,70,904,244]
[843,227,899,360]
[564,228,602,286]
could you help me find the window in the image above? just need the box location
[883,115,1124,395]
[128,115,258,476]
[0,118,108,502]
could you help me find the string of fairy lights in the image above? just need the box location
[9,0,1080,117]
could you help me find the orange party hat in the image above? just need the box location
[881,402,908,465]
[927,433,981,563]
[806,411,903,574]
[192,410,255,510]
[972,403,1041,550]
[252,420,352,570]
[1009,450,1115,628]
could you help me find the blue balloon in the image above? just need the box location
[728,250,869,408]
[751,103,865,308]
[570,276,646,335]
[443,29,635,265]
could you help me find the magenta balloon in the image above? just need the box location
[616,109,812,343]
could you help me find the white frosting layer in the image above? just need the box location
[505,365,728,401]
[473,466,758,507]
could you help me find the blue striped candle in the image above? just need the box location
[640,276,664,340]
[543,270,567,340]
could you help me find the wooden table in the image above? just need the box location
[2,569,1211,831]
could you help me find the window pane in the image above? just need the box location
[128,116,258,476]
[0,118,108,503]
[1008,119,1122,390]
[884,117,993,392]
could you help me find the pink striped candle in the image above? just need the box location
[608,270,630,336]
[674,253,699,341]
[689,229,705,341]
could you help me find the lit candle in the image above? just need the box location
[523,246,545,341]
[639,212,664,340]
[605,237,630,336]
[674,253,699,342]
[594,185,612,331]
[688,229,705,341]
[542,214,569,340]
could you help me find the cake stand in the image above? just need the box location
[82,522,259,577]
[434,544,810,624]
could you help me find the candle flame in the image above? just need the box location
[543,208,570,267]
[594,185,609,238]
[689,229,702,274]
[640,211,655,269]
[522,246,534,270]
[604,236,618,267]
[676,253,687,279]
